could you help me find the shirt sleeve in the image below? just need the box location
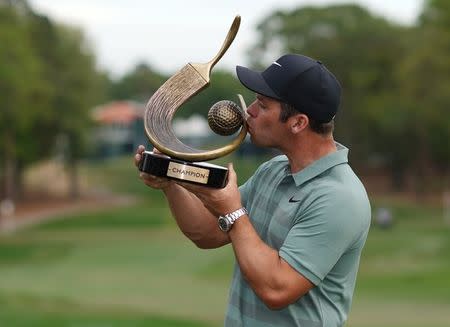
[279,190,368,285]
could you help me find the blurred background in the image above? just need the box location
[0,0,449,326]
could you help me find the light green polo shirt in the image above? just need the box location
[225,143,371,327]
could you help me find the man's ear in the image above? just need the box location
[289,114,309,134]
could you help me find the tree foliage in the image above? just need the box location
[108,63,166,103]
[0,4,48,198]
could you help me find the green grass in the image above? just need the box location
[35,203,170,230]
[347,199,450,327]
[0,293,212,327]
[0,225,232,326]
[1,155,449,326]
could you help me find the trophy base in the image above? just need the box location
[138,151,229,188]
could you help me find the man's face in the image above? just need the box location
[246,94,287,148]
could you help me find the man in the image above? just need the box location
[135,54,371,327]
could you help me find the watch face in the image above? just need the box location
[218,217,229,232]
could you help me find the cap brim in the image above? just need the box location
[236,66,281,100]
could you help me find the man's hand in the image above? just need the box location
[176,163,242,216]
[134,145,173,190]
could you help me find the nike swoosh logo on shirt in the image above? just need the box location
[288,196,301,203]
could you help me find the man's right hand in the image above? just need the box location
[134,145,173,190]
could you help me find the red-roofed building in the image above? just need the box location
[92,101,144,124]
[92,101,147,157]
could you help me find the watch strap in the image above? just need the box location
[224,207,247,224]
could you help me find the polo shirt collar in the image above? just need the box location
[291,142,349,187]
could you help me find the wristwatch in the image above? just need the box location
[218,207,248,232]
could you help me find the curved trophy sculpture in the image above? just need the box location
[139,15,248,188]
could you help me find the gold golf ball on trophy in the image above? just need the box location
[208,100,244,136]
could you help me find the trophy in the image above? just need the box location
[138,15,248,188]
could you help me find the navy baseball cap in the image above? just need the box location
[236,54,341,123]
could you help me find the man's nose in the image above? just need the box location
[247,101,257,118]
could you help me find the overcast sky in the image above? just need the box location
[28,0,423,78]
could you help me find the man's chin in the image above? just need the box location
[249,135,262,147]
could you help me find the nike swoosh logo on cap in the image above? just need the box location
[272,61,282,67]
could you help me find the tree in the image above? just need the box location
[47,24,106,198]
[394,0,450,192]
[0,5,47,199]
